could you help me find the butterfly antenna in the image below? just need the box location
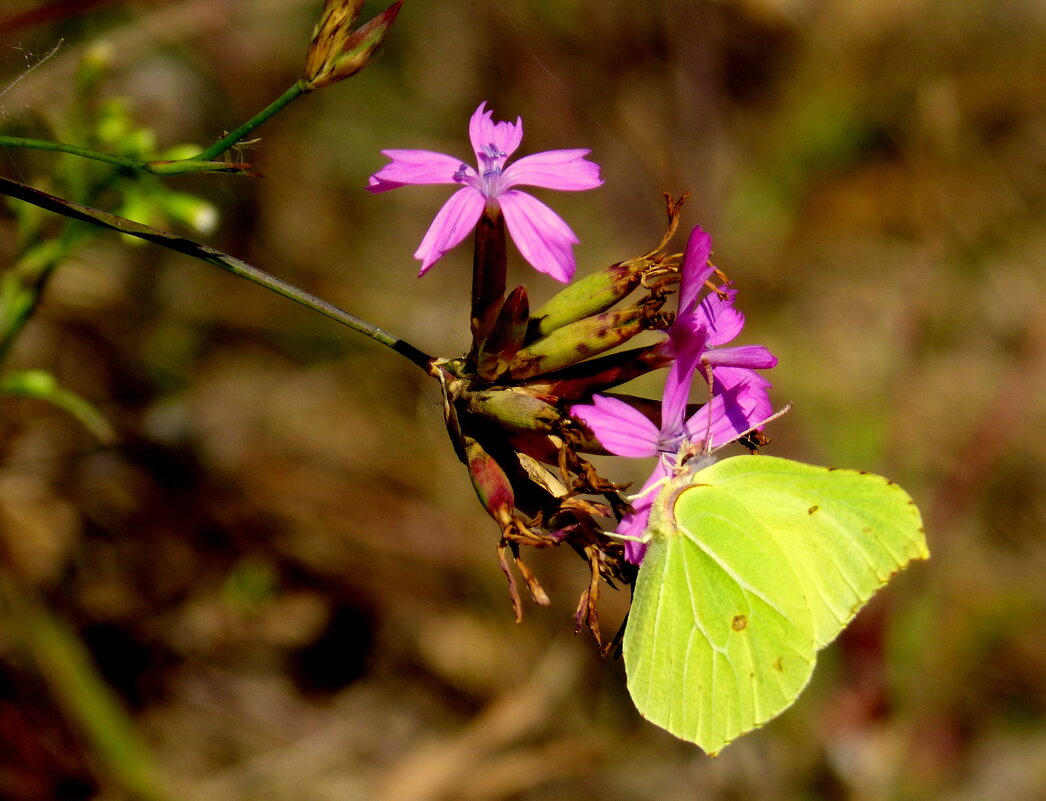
[731,403,794,448]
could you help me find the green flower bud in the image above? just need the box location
[463,386,561,433]
[527,193,690,339]
[507,307,647,381]
[302,0,402,90]
[528,256,650,339]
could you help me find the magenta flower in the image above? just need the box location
[572,382,769,472]
[661,226,777,424]
[572,377,769,563]
[368,101,602,281]
[570,225,779,563]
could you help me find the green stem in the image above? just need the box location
[0,176,434,372]
[194,80,307,162]
[0,79,308,172]
[0,136,251,175]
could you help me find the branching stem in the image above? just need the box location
[0,176,434,372]
[0,136,251,175]
[193,81,307,162]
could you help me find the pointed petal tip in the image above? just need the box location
[413,249,438,276]
[367,176,398,193]
[500,191,582,282]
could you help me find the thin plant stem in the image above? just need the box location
[0,137,251,175]
[0,80,309,175]
[0,176,434,372]
[194,80,307,162]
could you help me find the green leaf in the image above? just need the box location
[623,455,928,755]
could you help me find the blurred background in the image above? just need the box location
[1,0,1044,798]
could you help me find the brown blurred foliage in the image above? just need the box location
[1,0,1045,799]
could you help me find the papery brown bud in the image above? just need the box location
[506,430,564,467]
[528,257,650,339]
[302,0,402,90]
[515,450,569,498]
[507,307,647,381]
[477,285,529,382]
[463,386,561,433]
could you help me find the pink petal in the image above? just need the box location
[469,102,523,161]
[571,395,659,458]
[714,367,774,426]
[499,190,579,282]
[621,520,649,564]
[502,149,603,191]
[661,323,708,437]
[683,392,742,449]
[704,344,777,370]
[685,376,773,445]
[413,187,485,274]
[713,365,772,395]
[678,226,714,313]
[696,290,745,346]
[367,149,465,192]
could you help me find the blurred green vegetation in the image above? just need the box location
[1,0,1044,799]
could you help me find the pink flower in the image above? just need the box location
[368,102,602,281]
[662,226,777,427]
[570,226,779,564]
[572,378,769,563]
[571,384,768,468]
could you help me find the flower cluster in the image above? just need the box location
[369,102,777,637]
[571,227,776,563]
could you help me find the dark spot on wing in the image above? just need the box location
[808,505,819,515]
[732,614,748,631]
